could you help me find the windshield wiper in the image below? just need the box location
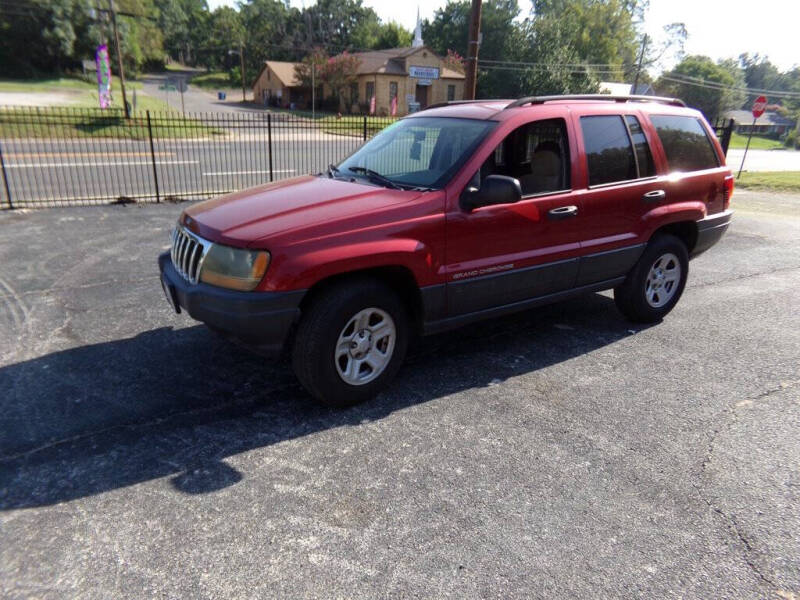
[346,166,400,190]
[327,163,341,179]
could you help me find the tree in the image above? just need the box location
[239,0,302,75]
[373,22,413,50]
[202,7,244,70]
[294,47,329,89]
[531,0,641,72]
[656,55,744,122]
[0,0,100,76]
[303,0,380,51]
[515,15,598,96]
[295,49,360,110]
[423,0,524,98]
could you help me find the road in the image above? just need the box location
[140,72,261,115]
[0,132,364,208]
[0,190,798,598]
[726,148,800,172]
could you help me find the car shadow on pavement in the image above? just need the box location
[0,292,649,509]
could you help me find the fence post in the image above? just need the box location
[363,115,367,141]
[0,139,12,209]
[146,111,160,203]
[267,112,274,182]
[720,118,734,157]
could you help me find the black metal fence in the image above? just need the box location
[0,107,396,209]
[713,117,735,156]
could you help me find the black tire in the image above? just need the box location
[614,234,689,323]
[291,279,409,407]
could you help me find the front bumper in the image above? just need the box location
[158,252,305,354]
[691,209,733,258]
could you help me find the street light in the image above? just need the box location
[228,46,246,102]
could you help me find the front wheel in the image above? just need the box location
[291,280,409,407]
[614,234,689,323]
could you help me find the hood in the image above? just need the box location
[183,175,421,246]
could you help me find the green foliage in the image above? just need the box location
[784,130,798,150]
[295,48,361,111]
[0,0,100,77]
[423,0,639,98]
[373,22,413,50]
[657,56,742,122]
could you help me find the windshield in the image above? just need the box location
[335,117,495,189]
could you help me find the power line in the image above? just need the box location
[662,75,800,99]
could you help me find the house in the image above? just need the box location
[599,81,655,96]
[251,14,465,115]
[252,60,310,108]
[330,45,465,115]
[723,110,794,137]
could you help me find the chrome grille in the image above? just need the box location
[170,225,212,284]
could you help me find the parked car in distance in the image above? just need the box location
[159,94,734,407]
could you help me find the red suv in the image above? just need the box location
[159,95,733,406]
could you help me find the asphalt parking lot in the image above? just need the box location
[1,190,798,598]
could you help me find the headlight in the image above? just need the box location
[199,244,270,291]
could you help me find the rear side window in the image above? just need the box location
[650,115,719,172]
[580,115,637,185]
[625,115,655,178]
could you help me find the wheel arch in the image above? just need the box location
[298,265,425,335]
[651,220,699,254]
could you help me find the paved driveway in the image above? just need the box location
[0,190,798,598]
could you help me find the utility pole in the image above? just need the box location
[633,34,648,93]
[240,43,246,102]
[107,0,130,118]
[464,0,482,100]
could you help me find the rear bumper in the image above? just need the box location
[691,209,733,258]
[158,252,305,355]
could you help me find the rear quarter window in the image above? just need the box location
[580,115,637,186]
[650,115,719,172]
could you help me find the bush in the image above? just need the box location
[784,129,799,150]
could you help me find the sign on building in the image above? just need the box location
[409,66,440,80]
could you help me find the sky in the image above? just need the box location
[207,0,799,73]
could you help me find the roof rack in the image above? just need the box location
[424,99,510,111]
[504,94,686,109]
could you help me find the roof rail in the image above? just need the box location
[504,94,686,109]
[424,99,510,111]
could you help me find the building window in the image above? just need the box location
[350,82,358,104]
[447,85,455,101]
[389,81,398,99]
[366,81,375,100]
[267,70,270,81]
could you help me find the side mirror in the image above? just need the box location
[460,175,522,211]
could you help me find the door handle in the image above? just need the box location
[547,205,578,221]
[642,189,666,203]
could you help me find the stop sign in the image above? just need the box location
[752,95,768,118]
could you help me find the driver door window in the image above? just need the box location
[473,118,570,196]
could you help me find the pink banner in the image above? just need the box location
[95,44,112,109]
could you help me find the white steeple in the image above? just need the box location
[412,7,423,47]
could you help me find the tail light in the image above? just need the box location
[723,175,734,209]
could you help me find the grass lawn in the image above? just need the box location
[736,171,800,192]
[0,76,231,138]
[728,131,791,151]
[0,76,171,113]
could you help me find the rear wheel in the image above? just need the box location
[614,234,689,323]
[291,280,409,407]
